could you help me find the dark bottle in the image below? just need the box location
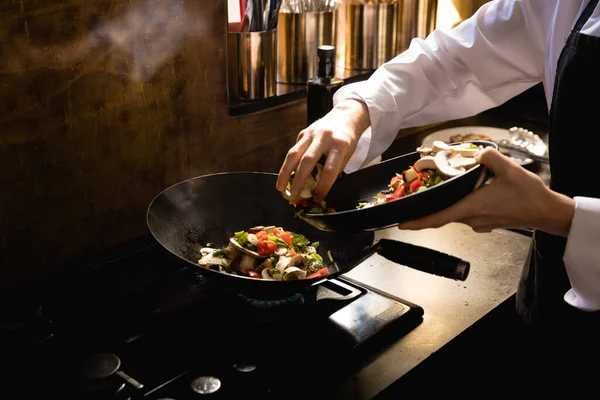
[306,45,344,126]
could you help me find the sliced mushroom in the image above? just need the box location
[413,156,437,172]
[416,146,433,156]
[238,254,256,273]
[432,140,452,152]
[289,254,306,269]
[258,258,273,271]
[246,233,259,246]
[283,266,307,281]
[275,246,288,256]
[448,154,477,170]
[198,254,229,267]
[229,237,264,258]
[450,146,479,158]
[276,255,291,273]
[249,226,275,234]
[403,167,418,183]
[261,268,274,280]
[281,164,323,201]
[434,151,471,177]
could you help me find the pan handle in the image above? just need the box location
[375,239,470,281]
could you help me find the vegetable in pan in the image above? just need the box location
[198,225,330,280]
[357,141,482,209]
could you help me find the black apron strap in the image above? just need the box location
[573,0,599,32]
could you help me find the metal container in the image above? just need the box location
[277,11,336,84]
[228,29,277,101]
[397,0,438,53]
[344,1,399,71]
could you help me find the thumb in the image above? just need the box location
[475,147,514,177]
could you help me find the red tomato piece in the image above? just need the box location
[276,231,293,246]
[307,268,329,279]
[410,179,422,193]
[247,270,260,279]
[255,231,268,241]
[256,240,277,256]
[385,184,405,202]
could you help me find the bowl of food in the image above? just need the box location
[297,140,498,232]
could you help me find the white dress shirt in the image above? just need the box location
[334,0,600,312]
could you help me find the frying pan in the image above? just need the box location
[147,172,469,300]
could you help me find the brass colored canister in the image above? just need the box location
[344,1,399,71]
[228,28,277,101]
[277,11,337,84]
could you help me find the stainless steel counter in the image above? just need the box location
[335,223,532,399]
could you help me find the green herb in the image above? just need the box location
[470,144,479,149]
[327,250,334,262]
[234,231,248,246]
[271,269,281,276]
[273,238,289,247]
[357,202,368,209]
[220,262,232,273]
[312,241,320,249]
[312,253,323,263]
[247,243,257,251]
[292,234,309,247]
[212,249,225,257]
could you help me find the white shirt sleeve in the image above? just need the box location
[334,0,554,171]
[563,197,600,312]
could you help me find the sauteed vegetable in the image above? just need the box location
[198,226,331,280]
[358,141,482,209]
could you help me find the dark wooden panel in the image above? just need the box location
[0,0,306,289]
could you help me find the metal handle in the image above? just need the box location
[375,239,470,281]
[116,370,144,390]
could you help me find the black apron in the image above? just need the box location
[515,0,600,379]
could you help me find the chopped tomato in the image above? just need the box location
[289,200,309,207]
[273,228,281,235]
[328,208,336,213]
[276,231,293,246]
[410,179,422,193]
[255,231,268,241]
[247,270,260,279]
[385,184,405,202]
[256,240,277,256]
[306,268,329,279]
[287,249,297,257]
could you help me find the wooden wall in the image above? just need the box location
[0,0,308,289]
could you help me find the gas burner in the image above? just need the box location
[236,292,305,309]
[79,352,144,394]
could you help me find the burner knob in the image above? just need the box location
[190,376,221,394]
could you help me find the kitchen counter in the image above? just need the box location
[328,102,548,398]
[334,223,532,399]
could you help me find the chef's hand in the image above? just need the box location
[276,99,371,202]
[398,147,575,237]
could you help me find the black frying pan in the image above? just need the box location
[147,172,469,300]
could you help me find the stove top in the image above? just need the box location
[0,236,423,400]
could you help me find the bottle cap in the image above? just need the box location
[317,45,336,78]
[317,45,336,59]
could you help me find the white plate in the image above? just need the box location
[421,125,534,166]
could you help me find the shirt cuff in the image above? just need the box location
[562,196,600,312]
[333,82,396,173]
[333,85,371,173]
